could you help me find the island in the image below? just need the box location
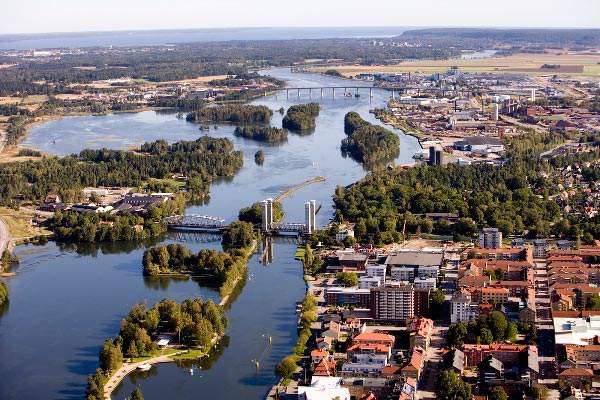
[144,221,255,299]
[254,150,265,165]
[186,104,273,124]
[234,126,288,143]
[86,297,227,400]
[282,103,320,132]
[341,111,400,166]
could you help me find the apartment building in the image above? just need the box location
[371,285,415,322]
[451,290,480,323]
[479,228,503,249]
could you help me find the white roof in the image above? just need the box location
[310,376,342,389]
[298,387,351,400]
[554,317,600,345]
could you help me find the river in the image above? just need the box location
[1,68,420,400]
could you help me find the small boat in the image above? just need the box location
[137,363,152,371]
[355,93,361,98]
[199,125,210,131]
[189,368,194,375]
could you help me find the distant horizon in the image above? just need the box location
[2,25,600,37]
[3,0,599,35]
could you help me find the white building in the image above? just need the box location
[358,276,382,289]
[450,290,479,323]
[336,225,355,242]
[298,377,351,400]
[391,266,415,281]
[366,265,387,282]
[554,316,600,346]
[414,277,437,290]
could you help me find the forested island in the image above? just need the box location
[143,221,254,297]
[186,105,273,124]
[282,103,320,132]
[143,244,248,296]
[0,136,243,204]
[86,298,227,400]
[341,112,400,166]
[234,126,288,143]
[254,150,265,165]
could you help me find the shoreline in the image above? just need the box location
[103,241,258,399]
[2,106,172,159]
[103,335,222,400]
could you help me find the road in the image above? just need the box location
[534,260,558,379]
[0,218,9,256]
[416,324,447,400]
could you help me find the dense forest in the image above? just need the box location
[0,37,463,96]
[86,298,227,400]
[402,28,600,48]
[0,136,243,204]
[186,105,273,124]
[143,244,245,286]
[234,126,288,143]
[282,103,320,132]
[333,128,600,244]
[333,162,561,244]
[341,112,400,166]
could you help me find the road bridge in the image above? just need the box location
[163,215,226,233]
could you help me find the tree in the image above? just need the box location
[130,387,144,400]
[0,282,8,306]
[430,289,445,318]
[586,295,600,311]
[489,386,508,400]
[487,311,508,342]
[447,322,467,348]
[337,272,358,287]
[275,355,298,379]
[99,338,123,373]
[127,341,139,358]
[479,328,494,345]
[505,322,518,342]
[190,317,214,348]
[438,370,472,400]
[222,221,254,248]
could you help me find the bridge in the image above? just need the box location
[163,198,319,237]
[276,85,478,100]
[163,215,227,233]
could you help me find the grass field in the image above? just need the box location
[309,52,600,78]
[0,207,51,241]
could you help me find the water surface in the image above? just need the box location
[2,69,420,399]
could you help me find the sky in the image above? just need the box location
[2,0,600,35]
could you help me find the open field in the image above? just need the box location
[308,52,600,78]
[0,206,51,242]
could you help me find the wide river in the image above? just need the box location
[2,68,420,400]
